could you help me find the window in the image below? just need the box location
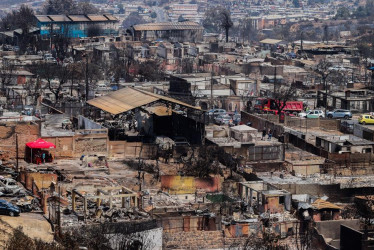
[279,196,285,204]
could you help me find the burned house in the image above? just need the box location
[86,87,205,144]
[206,125,285,169]
[316,135,374,154]
[239,181,291,213]
[131,22,203,43]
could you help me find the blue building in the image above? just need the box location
[35,14,119,38]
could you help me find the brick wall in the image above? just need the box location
[0,122,40,160]
[43,133,108,158]
[109,141,157,158]
[319,119,340,130]
[163,231,224,249]
[19,171,57,191]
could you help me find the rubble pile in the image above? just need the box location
[95,207,150,221]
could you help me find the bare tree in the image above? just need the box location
[273,85,297,123]
[182,146,223,178]
[0,63,15,95]
[31,62,69,104]
[357,42,372,83]
[67,62,83,96]
[50,24,71,61]
[240,18,255,43]
[203,7,233,42]
[220,9,233,43]
[314,59,333,116]
[181,57,194,74]
[24,78,42,106]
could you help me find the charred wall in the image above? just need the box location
[171,113,205,145]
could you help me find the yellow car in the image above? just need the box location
[359,114,374,125]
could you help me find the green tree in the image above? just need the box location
[335,7,350,19]
[118,3,124,14]
[150,12,157,18]
[178,15,186,22]
[0,5,34,31]
[293,0,300,8]
[43,0,97,15]
[352,6,368,18]
[122,12,146,29]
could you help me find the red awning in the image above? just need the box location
[26,138,56,149]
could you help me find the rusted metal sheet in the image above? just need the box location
[87,87,200,115]
[183,216,190,232]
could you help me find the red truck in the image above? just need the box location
[254,98,304,114]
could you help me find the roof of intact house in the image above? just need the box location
[87,87,201,115]
[133,21,203,31]
[35,14,118,23]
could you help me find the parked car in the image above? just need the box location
[207,109,226,116]
[0,166,18,179]
[232,114,241,125]
[96,83,111,91]
[0,178,24,196]
[359,114,374,125]
[214,114,232,125]
[45,56,57,64]
[326,109,352,119]
[0,200,20,216]
[299,110,325,118]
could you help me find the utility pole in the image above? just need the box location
[85,54,89,102]
[273,66,277,95]
[210,72,214,109]
[15,134,18,172]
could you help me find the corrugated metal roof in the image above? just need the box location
[36,15,118,23]
[48,15,71,22]
[312,199,341,210]
[35,15,52,22]
[87,15,109,21]
[68,15,90,22]
[87,87,200,115]
[133,21,203,31]
[104,14,118,21]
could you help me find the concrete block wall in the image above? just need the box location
[163,231,224,249]
[319,119,340,131]
[241,112,340,133]
[277,183,341,200]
